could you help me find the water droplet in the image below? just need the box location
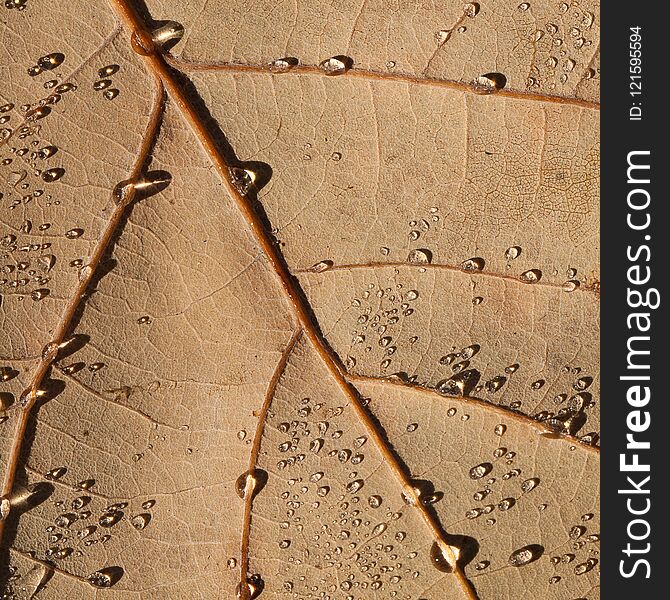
[318,55,352,75]
[99,510,123,527]
[460,257,485,272]
[37,53,65,71]
[45,466,67,480]
[330,151,342,161]
[151,21,185,49]
[469,463,493,480]
[509,544,543,566]
[520,269,542,283]
[268,57,298,73]
[103,88,120,100]
[368,495,382,508]
[235,469,267,501]
[235,573,265,598]
[308,260,333,273]
[346,479,364,494]
[42,167,65,182]
[229,166,256,196]
[131,513,151,530]
[26,106,51,121]
[65,228,84,239]
[0,496,10,521]
[474,72,507,93]
[430,542,454,573]
[505,246,521,260]
[518,2,530,10]
[87,567,123,588]
[521,477,540,493]
[93,79,112,90]
[464,2,480,17]
[407,248,432,264]
[494,424,507,436]
[99,64,120,78]
[574,558,598,575]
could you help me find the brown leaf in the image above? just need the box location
[0,1,599,598]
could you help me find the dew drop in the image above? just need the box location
[429,542,454,573]
[87,567,123,588]
[346,479,364,494]
[0,496,10,521]
[45,466,67,480]
[229,166,256,196]
[368,495,382,508]
[505,246,521,260]
[407,248,432,264]
[42,167,65,182]
[521,477,540,493]
[469,462,493,480]
[103,88,120,100]
[509,544,543,566]
[318,55,352,76]
[268,57,298,73]
[37,53,65,71]
[494,424,507,436]
[308,260,333,273]
[460,257,485,272]
[520,269,542,283]
[98,64,120,78]
[150,21,185,49]
[474,72,507,93]
[463,2,480,18]
[131,513,151,530]
[235,469,267,501]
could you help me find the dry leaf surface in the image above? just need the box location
[0,1,599,599]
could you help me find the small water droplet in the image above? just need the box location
[520,269,542,283]
[474,72,507,93]
[103,88,120,100]
[318,55,352,75]
[42,167,65,182]
[509,544,543,566]
[505,246,521,260]
[87,567,123,588]
[308,260,333,273]
[268,57,298,73]
[37,53,65,71]
[464,2,480,18]
[407,248,432,264]
[460,257,485,272]
[131,513,151,530]
[99,64,120,78]
[469,463,493,480]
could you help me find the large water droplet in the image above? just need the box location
[235,469,268,501]
[151,21,185,50]
[520,269,542,283]
[460,257,485,272]
[430,542,454,573]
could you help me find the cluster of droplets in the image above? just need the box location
[517,2,598,90]
[0,230,58,301]
[93,64,121,101]
[543,514,600,588]
[345,279,422,374]
[435,3,480,44]
[447,420,544,532]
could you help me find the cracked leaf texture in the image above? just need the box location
[0,1,599,599]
